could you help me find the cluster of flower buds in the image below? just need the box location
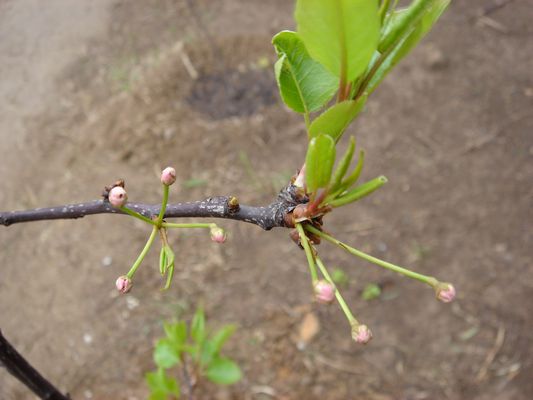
[112,167,231,294]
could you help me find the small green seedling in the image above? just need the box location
[146,307,242,399]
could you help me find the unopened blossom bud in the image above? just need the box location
[314,280,335,303]
[435,282,456,303]
[351,324,372,344]
[210,227,226,243]
[115,275,132,294]
[108,186,128,207]
[160,167,176,186]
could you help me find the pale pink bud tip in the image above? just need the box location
[210,227,227,243]
[108,186,128,207]
[435,283,456,303]
[314,280,336,304]
[351,324,373,344]
[115,275,132,294]
[160,167,177,186]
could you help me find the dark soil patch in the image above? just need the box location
[187,68,278,120]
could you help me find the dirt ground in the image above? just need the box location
[1,0,532,399]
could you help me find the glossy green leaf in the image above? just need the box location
[295,0,380,81]
[328,175,388,207]
[154,339,181,369]
[206,357,242,385]
[191,307,206,344]
[330,136,356,193]
[369,0,450,93]
[308,95,367,141]
[305,134,336,194]
[146,368,180,399]
[273,31,338,113]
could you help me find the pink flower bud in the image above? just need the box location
[435,282,456,303]
[115,275,132,294]
[314,280,335,304]
[351,324,372,344]
[210,227,226,243]
[160,167,177,186]
[108,186,128,207]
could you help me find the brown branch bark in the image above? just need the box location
[0,185,302,230]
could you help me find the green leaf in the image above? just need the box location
[328,175,388,207]
[211,324,236,354]
[329,137,356,194]
[206,357,242,385]
[164,321,187,347]
[295,0,381,81]
[337,150,366,193]
[159,247,167,276]
[369,0,450,93]
[308,96,367,142]
[146,368,180,399]
[199,340,217,367]
[191,307,206,344]
[272,31,338,113]
[154,339,181,369]
[305,134,336,194]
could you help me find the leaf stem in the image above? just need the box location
[295,223,318,282]
[157,184,170,225]
[120,206,157,226]
[315,255,357,325]
[305,225,438,287]
[126,226,158,279]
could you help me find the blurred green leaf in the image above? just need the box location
[295,0,380,81]
[305,134,336,194]
[206,357,242,385]
[369,0,450,93]
[154,339,181,369]
[191,307,206,344]
[329,175,387,207]
[211,324,236,354]
[272,31,338,113]
[362,283,382,300]
[164,321,187,347]
[146,368,180,399]
[331,268,349,286]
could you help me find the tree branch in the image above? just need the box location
[0,329,70,400]
[0,185,302,230]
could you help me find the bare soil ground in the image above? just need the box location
[1,0,532,399]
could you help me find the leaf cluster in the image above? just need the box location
[273,0,450,202]
[146,308,241,399]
